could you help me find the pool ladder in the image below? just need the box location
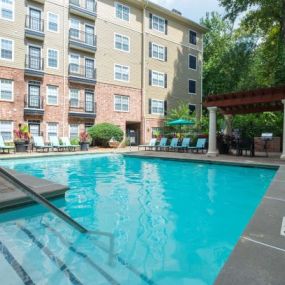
[0,167,115,265]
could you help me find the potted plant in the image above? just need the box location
[79,131,90,151]
[14,124,30,152]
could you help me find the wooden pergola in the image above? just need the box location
[202,85,285,159]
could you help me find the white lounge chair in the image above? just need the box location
[33,136,53,152]
[49,136,66,151]
[138,138,157,150]
[61,137,80,151]
[0,135,15,153]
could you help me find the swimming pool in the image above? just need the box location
[0,154,276,285]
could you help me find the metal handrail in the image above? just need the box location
[25,55,44,70]
[24,94,44,109]
[69,100,96,113]
[25,15,44,32]
[0,167,114,265]
[69,28,97,47]
[68,64,96,80]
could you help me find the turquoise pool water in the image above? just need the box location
[0,154,276,285]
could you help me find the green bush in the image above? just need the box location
[70,137,80,145]
[88,123,124,147]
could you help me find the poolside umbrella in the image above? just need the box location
[167,119,195,135]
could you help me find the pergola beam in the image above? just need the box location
[221,104,283,115]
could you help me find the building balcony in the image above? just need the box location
[25,56,44,78]
[25,15,45,41]
[68,64,96,85]
[24,95,44,116]
[69,0,97,21]
[32,0,45,3]
[69,29,97,53]
[68,100,96,119]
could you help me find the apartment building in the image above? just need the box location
[0,0,206,144]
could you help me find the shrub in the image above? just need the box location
[88,123,124,147]
[70,137,80,145]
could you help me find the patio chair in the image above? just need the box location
[163,138,179,152]
[49,136,66,152]
[173,138,191,152]
[61,137,80,152]
[0,135,15,154]
[33,136,53,152]
[188,138,207,153]
[138,138,157,151]
[155,138,168,151]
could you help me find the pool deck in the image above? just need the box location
[125,151,285,285]
[0,168,68,211]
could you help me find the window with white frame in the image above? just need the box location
[151,99,164,115]
[152,43,165,61]
[0,0,14,21]
[189,79,196,94]
[114,34,130,52]
[47,122,58,138]
[152,15,165,33]
[0,79,13,101]
[189,30,197,45]
[69,124,79,139]
[47,49,58,68]
[0,38,13,60]
[151,71,165,88]
[114,95,129,112]
[70,18,80,38]
[48,12,59,32]
[115,2,130,22]
[114,64,129,82]
[69,53,80,74]
[69,88,79,107]
[47,85,58,105]
[0,120,13,141]
[189,54,197,70]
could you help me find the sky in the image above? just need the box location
[151,0,225,23]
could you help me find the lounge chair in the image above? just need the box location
[163,138,179,152]
[155,138,168,151]
[138,138,157,151]
[49,136,66,152]
[174,138,191,152]
[188,138,207,153]
[33,136,53,152]
[61,137,80,152]
[0,135,15,153]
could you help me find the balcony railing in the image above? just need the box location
[25,55,44,71]
[68,64,96,81]
[70,0,97,13]
[69,29,97,48]
[25,15,44,32]
[69,100,96,113]
[24,95,44,115]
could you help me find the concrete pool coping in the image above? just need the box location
[124,151,285,285]
[0,168,68,212]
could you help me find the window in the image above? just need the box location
[151,43,165,61]
[85,90,94,112]
[114,34,130,52]
[115,2,130,22]
[48,12,59,32]
[69,124,79,139]
[151,71,165,88]
[69,53,80,74]
[189,30,197,45]
[0,0,14,21]
[0,120,13,141]
[69,88,79,107]
[114,95,129,112]
[0,79,13,101]
[70,18,80,38]
[189,54,197,70]
[189,79,196,94]
[189,104,196,114]
[114,64,129,82]
[28,121,40,137]
[47,49,58,69]
[47,85,58,105]
[152,14,165,33]
[151,99,164,115]
[47,122,58,138]
[0,38,13,60]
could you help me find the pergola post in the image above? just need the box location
[281,100,285,160]
[224,115,233,136]
[207,107,218,157]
